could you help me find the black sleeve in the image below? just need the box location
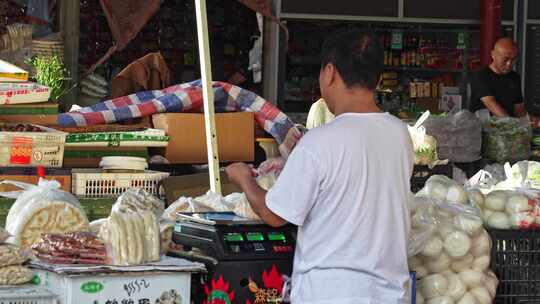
[470,69,493,102]
[513,73,524,104]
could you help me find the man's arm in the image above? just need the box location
[514,102,527,117]
[481,96,509,117]
[226,163,288,227]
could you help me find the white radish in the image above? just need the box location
[485,191,507,211]
[422,237,444,257]
[420,274,449,299]
[453,214,483,237]
[439,223,456,239]
[444,231,471,258]
[457,293,480,304]
[458,270,485,289]
[426,253,451,273]
[443,271,466,301]
[485,272,498,297]
[417,292,425,304]
[450,253,474,272]
[487,212,511,229]
[409,256,423,269]
[427,296,454,304]
[505,194,533,213]
[447,185,468,204]
[481,209,494,222]
[470,230,492,257]
[416,266,429,279]
[470,287,492,304]
[472,255,490,272]
[430,182,449,201]
[510,212,535,229]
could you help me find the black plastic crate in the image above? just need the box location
[488,229,540,304]
[411,164,453,192]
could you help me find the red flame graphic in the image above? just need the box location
[203,275,235,304]
[262,265,284,293]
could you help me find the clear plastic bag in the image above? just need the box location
[0,265,33,285]
[0,179,88,248]
[0,228,11,244]
[503,160,540,189]
[164,171,278,220]
[408,111,448,167]
[482,117,531,163]
[0,244,30,267]
[416,175,470,205]
[159,219,175,255]
[480,188,540,229]
[409,186,497,303]
[409,176,498,303]
[424,110,482,163]
[112,188,165,218]
[101,210,160,266]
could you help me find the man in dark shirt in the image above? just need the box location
[470,38,527,117]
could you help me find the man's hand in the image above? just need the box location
[481,96,509,117]
[225,162,256,188]
[278,127,303,158]
[225,162,288,227]
[258,157,286,176]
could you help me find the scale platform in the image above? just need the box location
[173,212,296,261]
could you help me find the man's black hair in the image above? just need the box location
[320,29,383,90]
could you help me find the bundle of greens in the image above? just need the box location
[28,55,69,101]
[482,117,530,163]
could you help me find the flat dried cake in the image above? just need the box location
[7,200,89,248]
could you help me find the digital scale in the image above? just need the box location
[171,212,296,303]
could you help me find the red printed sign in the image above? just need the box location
[10,136,33,165]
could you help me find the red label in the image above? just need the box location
[10,136,33,165]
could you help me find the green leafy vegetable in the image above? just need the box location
[27,55,69,101]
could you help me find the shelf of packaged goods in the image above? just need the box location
[383,66,463,73]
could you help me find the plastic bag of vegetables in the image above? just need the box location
[408,111,449,168]
[481,116,530,163]
[409,196,498,304]
[417,175,470,205]
[423,110,482,163]
[471,188,540,230]
[505,160,540,189]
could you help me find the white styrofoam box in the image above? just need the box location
[34,270,190,304]
[0,285,58,304]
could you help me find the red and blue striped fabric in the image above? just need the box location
[59,80,295,144]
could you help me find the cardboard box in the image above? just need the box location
[0,167,71,192]
[152,112,254,163]
[34,270,191,304]
[0,102,58,114]
[0,59,28,82]
[162,172,241,204]
[0,82,51,105]
[0,114,58,125]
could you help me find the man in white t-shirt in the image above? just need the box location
[226,29,414,303]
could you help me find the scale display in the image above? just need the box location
[173,214,296,261]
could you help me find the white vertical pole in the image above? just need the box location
[194,0,221,194]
